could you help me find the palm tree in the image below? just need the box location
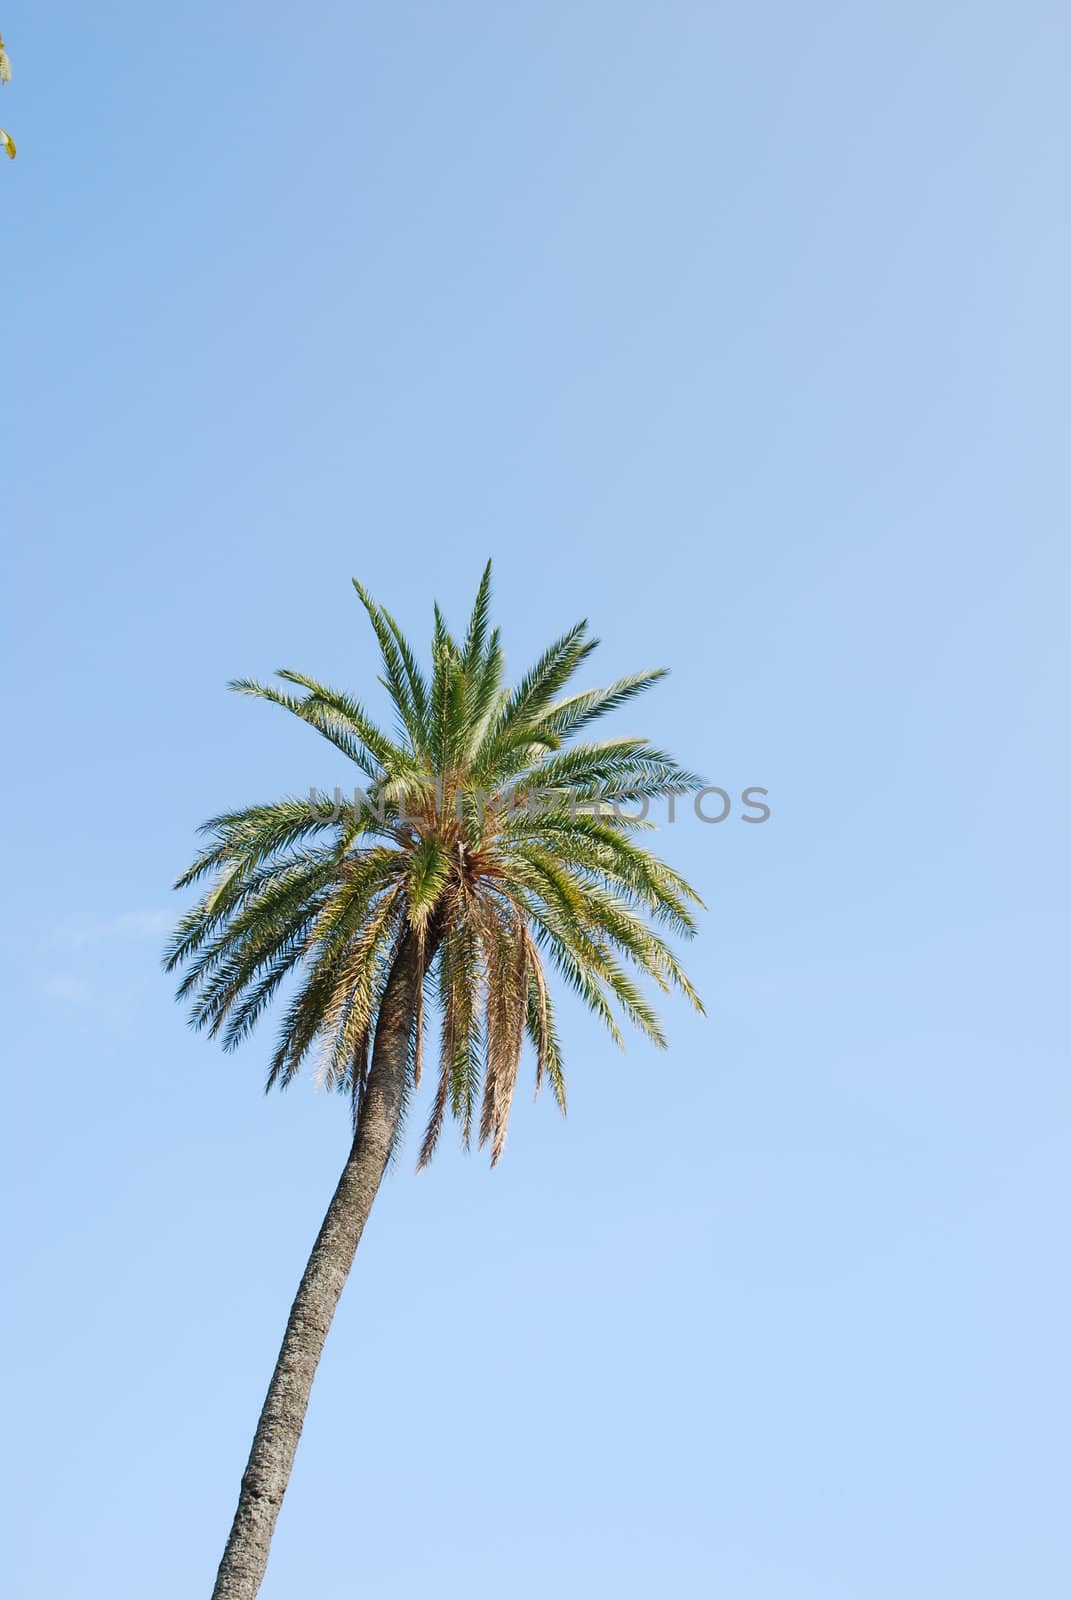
[167,564,704,1599]
[0,32,16,160]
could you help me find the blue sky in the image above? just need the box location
[3,3,1069,1596]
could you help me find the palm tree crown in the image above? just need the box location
[167,564,704,1166]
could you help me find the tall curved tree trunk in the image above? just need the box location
[210,931,426,1600]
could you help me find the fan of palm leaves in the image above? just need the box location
[167,563,704,1166]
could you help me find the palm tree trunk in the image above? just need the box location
[210,930,426,1600]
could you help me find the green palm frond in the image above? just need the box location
[169,563,704,1166]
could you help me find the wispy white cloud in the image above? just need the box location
[49,909,172,951]
[109,909,173,937]
[43,973,96,1004]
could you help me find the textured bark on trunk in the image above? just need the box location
[210,931,425,1600]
